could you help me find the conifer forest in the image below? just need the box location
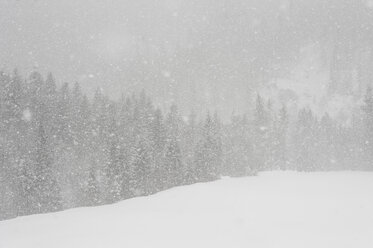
[1,70,373,220]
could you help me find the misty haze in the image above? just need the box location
[1,0,373,247]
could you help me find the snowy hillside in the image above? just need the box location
[1,172,373,248]
[258,43,359,125]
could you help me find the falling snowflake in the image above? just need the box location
[22,108,32,122]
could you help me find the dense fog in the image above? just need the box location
[2,0,373,118]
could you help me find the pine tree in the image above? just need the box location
[163,104,184,188]
[272,105,289,170]
[129,92,154,196]
[44,72,57,96]
[224,114,253,177]
[89,88,111,203]
[56,83,72,145]
[195,113,221,182]
[31,123,62,213]
[318,113,336,170]
[212,112,223,174]
[164,137,183,188]
[71,82,84,149]
[105,103,122,203]
[181,111,199,184]
[131,138,152,196]
[117,96,134,199]
[27,71,44,124]
[362,86,373,167]
[252,94,269,171]
[294,108,318,171]
[1,70,25,216]
[150,108,167,192]
[42,72,58,141]
[85,167,101,206]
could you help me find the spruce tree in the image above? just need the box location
[224,115,253,177]
[273,105,289,170]
[31,123,62,213]
[106,104,122,203]
[362,86,373,167]
[195,113,221,182]
[252,94,269,171]
[163,104,183,188]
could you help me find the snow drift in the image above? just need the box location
[1,171,373,248]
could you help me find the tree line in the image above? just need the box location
[1,70,373,220]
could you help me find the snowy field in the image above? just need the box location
[1,171,373,248]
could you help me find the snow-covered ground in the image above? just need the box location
[1,171,373,248]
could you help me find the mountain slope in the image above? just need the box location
[1,172,373,248]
